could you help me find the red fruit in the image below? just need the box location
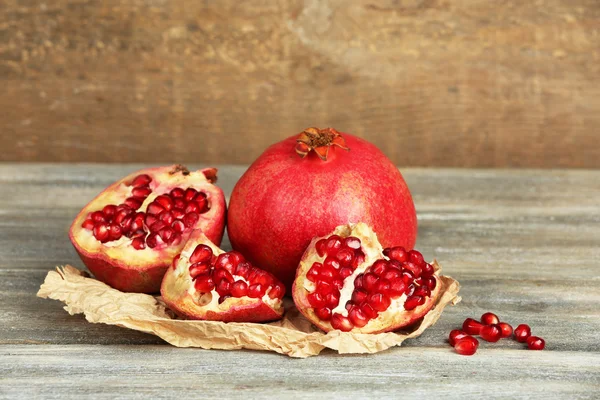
[69,165,226,293]
[514,324,532,342]
[292,222,441,334]
[527,336,545,350]
[227,127,417,290]
[463,318,484,335]
[481,312,500,325]
[455,336,479,356]
[498,322,513,338]
[480,324,502,342]
[449,329,469,347]
[161,230,284,322]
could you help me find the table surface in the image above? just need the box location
[1,164,599,399]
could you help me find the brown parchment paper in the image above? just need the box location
[37,265,461,358]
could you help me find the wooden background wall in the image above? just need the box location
[1,0,599,168]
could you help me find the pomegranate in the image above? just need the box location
[527,336,545,350]
[292,223,441,333]
[161,230,285,322]
[514,324,532,343]
[227,127,417,289]
[454,336,479,356]
[69,165,226,293]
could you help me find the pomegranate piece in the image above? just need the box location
[514,324,532,343]
[449,329,470,347]
[292,223,444,334]
[161,230,285,322]
[527,336,545,350]
[454,336,479,356]
[463,318,484,335]
[480,324,502,342]
[481,312,500,325]
[498,322,513,338]
[227,127,417,290]
[69,165,226,293]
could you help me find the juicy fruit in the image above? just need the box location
[161,230,285,322]
[463,318,484,335]
[292,223,442,334]
[454,336,479,356]
[227,127,417,289]
[70,165,226,293]
[514,324,532,343]
[449,330,470,347]
[481,312,500,325]
[498,322,513,338]
[527,336,545,350]
[479,324,502,342]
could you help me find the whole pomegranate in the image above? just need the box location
[69,165,226,293]
[227,127,417,289]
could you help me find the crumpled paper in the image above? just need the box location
[37,265,461,358]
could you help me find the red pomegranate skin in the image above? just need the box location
[227,131,417,289]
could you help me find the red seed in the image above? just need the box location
[252,270,274,287]
[330,313,353,332]
[481,312,500,325]
[424,276,437,290]
[413,285,431,298]
[149,221,166,233]
[376,278,391,296]
[172,208,185,220]
[189,262,210,278]
[401,270,414,284]
[348,307,369,328]
[170,188,185,198]
[190,244,213,264]
[315,307,332,321]
[404,295,424,310]
[195,195,208,213]
[108,224,122,240]
[123,197,142,210]
[102,204,117,219]
[339,267,353,279]
[498,322,513,338]
[147,202,165,215]
[81,219,95,230]
[159,227,175,243]
[363,273,379,292]
[154,195,173,211]
[231,281,248,297]
[194,275,215,292]
[421,263,435,277]
[463,318,484,335]
[146,232,159,248]
[316,239,327,257]
[335,248,355,267]
[268,282,286,299]
[480,324,502,342]
[308,292,327,308]
[514,324,532,342]
[185,202,200,214]
[184,188,198,202]
[388,279,407,298]
[91,211,106,223]
[343,236,361,250]
[159,211,174,225]
[172,220,185,233]
[351,251,365,269]
[408,250,425,266]
[354,273,364,289]
[332,278,344,290]
[382,269,401,282]
[213,268,234,284]
[455,336,479,356]
[351,288,368,305]
[385,246,408,263]
[361,303,378,319]
[183,212,199,228]
[307,263,322,282]
[449,329,470,346]
[527,336,545,350]
[247,283,266,298]
[371,260,389,276]
[324,292,340,309]
[93,223,110,243]
[234,261,252,278]
[216,280,231,297]
[131,174,152,187]
[368,293,391,312]
[145,214,158,228]
[132,186,152,199]
[132,237,146,250]
[323,256,341,271]
[324,235,343,255]
[403,261,422,278]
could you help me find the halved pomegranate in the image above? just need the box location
[69,165,226,293]
[292,222,442,333]
[161,230,285,322]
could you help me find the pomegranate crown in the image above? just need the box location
[295,127,349,161]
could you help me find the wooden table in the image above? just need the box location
[1,164,599,399]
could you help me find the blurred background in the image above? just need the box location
[1,0,598,168]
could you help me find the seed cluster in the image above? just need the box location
[184,244,285,302]
[451,313,546,355]
[306,235,437,332]
[81,174,210,250]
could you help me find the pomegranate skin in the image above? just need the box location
[227,130,417,289]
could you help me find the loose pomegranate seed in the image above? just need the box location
[480,324,502,342]
[315,239,327,257]
[330,313,353,332]
[527,336,545,350]
[449,329,469,346]
[131,174,152,187]
[498,322,513,338]
[481,312,500,325]
[514,324,532,342]
[124,197,142,210]
[404,295,424,310]
[91,211,106,223]
[455,336,479,356]
[463,318,484,335]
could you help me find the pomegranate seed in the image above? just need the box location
[382,269,401,282]
[108,224,122,240]
[155,195,173,211]
[195,196,208,213]
[348,307,369,328]
[480,324,502,342]
[81,219,95,230]
[421,263,434,277]
[330,313,353,332]
[514,324,532,342]
[424,276,437,290]
[401,270,414,284]
[361,303,378,319]
[230,281,248,297]
[234,262,252,278]
[214,268,234,284]
[368,293,391,312]
[323,256,341,271]
[123,197,142,210]
[185,202,200,214]
[343,236,361,249]
[315,307,332,321]
[247,283,266,298]
[190,244,213,264]
[91,211,106,223]
[332,278,344,290]
[388,279,407,298]
[405,284,416,296]
[403,261,422,278]
[375,278,391,296]
[481,312,500,325]
[371,260,389,276]
[345,301,353,311]
[131,174,152,187]
[189,262,210,278]
[172,208,185,220]
[527,336,545,350]
[498,322,513,338]
[351,289,368,305]
[147,202,165,215]
[307,263,322,282]
[159,211,174,225]
[385,246,408,262]
[149,221,167,233]
[307,292,327,308]
[184,188,198,202]
[413,285,431,298]
[102,205,117,219]
[408,250,425,266]
[324,235,343,255]
[119,216,133,233]
[170,188,185,198]
[404,295,424,310]
[268,282,285,299]
[252,271,274,287]
[215,253,236,273]
[335,248,354,267]
[132,237,146,250]
[324,292,340,309]
[339,267,353,279]
[146,232,159,248]
[130,213,144,231]
[316,239,327,257]
[93,223,110,243]
[319,265,337,282]
[183,212,199,228]
[144,214,158,227]
[463,318,484,335]
[172,220,185,233]
[351,251,365,269]
[194,275,215,292]
[316,281,337,296]
[455,336,479,356]
[354,274,364,289]
[363,273,379,292]
[216,280,231,297]
[132,186,152,199]
[449,329,469,346]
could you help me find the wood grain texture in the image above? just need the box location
[1,1,600,167]
[0,164,599,398]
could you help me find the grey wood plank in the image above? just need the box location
[1,345,599,400]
